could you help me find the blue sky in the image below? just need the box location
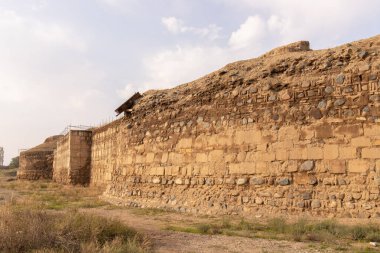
[0,0,379,163]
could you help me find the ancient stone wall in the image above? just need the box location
[90,120,121,186]
[53,130,92,185]
[97,36,380,218]
[18,136,62,180]
[18,35,380,218]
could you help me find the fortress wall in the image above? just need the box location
[18,135,62,180]
[53,134,70,183]
[101,53,380,217]
[103,119,380,218]
[53,130,92,185]
[90,120,121,186]
[18,151,55,180]
[19,36,380,218]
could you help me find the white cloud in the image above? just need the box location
[141,45,232,91]
[228,15,266,50]
[0,8,109,163]
[221,0,379,49]
[0,9,87,52]
[162,16,222,41]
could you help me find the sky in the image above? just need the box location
[0,0,379,164]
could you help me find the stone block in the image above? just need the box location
[236,178,248,185]
[351,136,371,147]
[362,148,380,159]
[234,129,262,145]
[208,150,224,162]
[194,135,207,149]
[255,162,269,175]
[289,148,307,160]
[311,200,321,208]
[300,126,315,140]
[250,177,265,185]
[278,178,291,186]
[329,160,346,174]
[161,152,169,163]
[126,155,134,165]
[256,151,275,162]
[146,153,155,163]
[294,174,312,185]
[300,160,315,171]
[278,126,299,141]
[348,160,369,173]
[284,160,298,172]
[275,149,288,161]
[324,145,339,160]
[200,166,209,176]
[196,153,208,163]
[176,138,193,149]
[156,167,165,176]
[229,162,255,174]
[315,123,334,139]
[152,177,161,184]
[164,166,172,175]
[307,147,323,160]
[236,152,247,162]
[339,147,357,159]
[225,153,237,162]
[335,124,363,138]
[216,135,233,146]
[175,178,183,185]
[169,153,185,164]
[364,125,380,136]
[135,155,145,164]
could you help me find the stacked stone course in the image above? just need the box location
[18,35,380,217]
[53,130,92,185]
[99,36,380,218]
[17,135,62,180]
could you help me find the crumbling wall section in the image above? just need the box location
[18,136,62,180]
[100,36,380,218]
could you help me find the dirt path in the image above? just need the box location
[84,208,333,253]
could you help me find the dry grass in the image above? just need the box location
[0,173,150,252]
[0,203,150,253]
[1,179,109,210]
[166,217,380,251]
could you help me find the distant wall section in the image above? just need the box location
[53,130,92,185]
[18,136,62,180]
[90,120,121,186]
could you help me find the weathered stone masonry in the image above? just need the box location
[18,135,62,180]
[18,35,380,218]
[53,130,92,185]
[98,36,380,218]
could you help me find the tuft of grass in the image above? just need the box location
[0,205,149,253]
[130,207,172,216]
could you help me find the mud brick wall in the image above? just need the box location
[18,136,62,180]
[97,36,380,218]
[53,130,92,185]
